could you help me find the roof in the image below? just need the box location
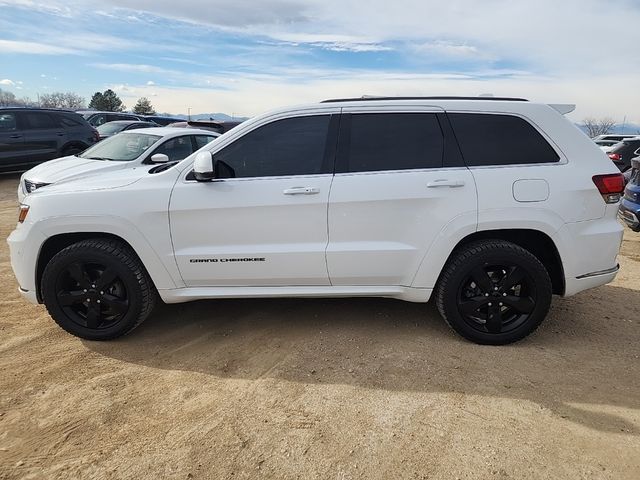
[123,126,221,137]
[0,106,75,113]
[321,96,529,103]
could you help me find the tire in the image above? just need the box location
[435,240,552,345]
[41,239,156,340]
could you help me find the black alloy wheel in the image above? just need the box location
[435,240,552,345]
[41,239,156,340]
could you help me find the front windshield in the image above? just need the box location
[79,132,162,162]
[97,122,126,135]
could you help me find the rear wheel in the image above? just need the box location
[435,240,552,345]
[41,239,156,340]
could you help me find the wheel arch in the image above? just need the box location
[36,232,168,302]
[436,229,565,296]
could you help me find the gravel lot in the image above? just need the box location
[1,172,639,480]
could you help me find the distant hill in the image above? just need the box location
[156,112,249,122]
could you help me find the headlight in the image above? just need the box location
[24,180,50,194]
[18,204,29,223]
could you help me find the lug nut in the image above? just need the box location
[494,287,498,291]
[485,293,489,297]
[499,302,503,306]
[488,302,492,306]
[97,300,101,304]
[100,291,104,295]
[503,293,507,296]
[86,298,91,302]
[83,289,87,293]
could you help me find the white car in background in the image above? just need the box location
[18,127,219,202]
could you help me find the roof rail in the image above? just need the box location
[320,96,529,103]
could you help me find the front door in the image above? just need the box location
[170,113,338,286]
[0,111,27,169]
[22,111,65,163]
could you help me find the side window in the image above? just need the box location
[193,135,216,149]
[214,115,331,178]
[25,112,57,129]
[448,113,560,166]
[0,113,17,131]
[152,136,194,161]
[90,114,108,126]
[59,113,84,127]
[343,113,444,173]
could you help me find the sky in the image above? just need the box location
[0,0,639,123]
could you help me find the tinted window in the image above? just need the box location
[0,113,17,131]
[215,115,330,178]
[449,113,559,166]
[59,113,84,127]
[89,114,108,126]
[152,136,194,161]
[25,112,57,129]
[193,135,216,149]
[345,113,444,172]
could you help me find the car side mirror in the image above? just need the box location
[193,151,215,181]
[150,153,169,163]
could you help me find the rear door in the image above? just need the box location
[22,111,65,163]
[0,111,27,168]
[326,108,477,286]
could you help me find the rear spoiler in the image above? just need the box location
[548,104,576,115]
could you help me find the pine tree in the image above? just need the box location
[133,97,156,115]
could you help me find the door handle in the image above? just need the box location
[427,179,465,188]
[9,134,22,139]
[283,187,320,195]
[56,132,65,136]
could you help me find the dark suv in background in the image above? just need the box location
[0,108,99,172]
[607,137,640,172]
[77,110,145,127]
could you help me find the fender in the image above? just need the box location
[36,214,183,291]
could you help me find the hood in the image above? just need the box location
[23,155,133,184]
[29,165,151,197]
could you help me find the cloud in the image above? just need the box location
[146,80,155,85]
[0,39,77,55]
[0,78,15,86]
[91,63,178,74]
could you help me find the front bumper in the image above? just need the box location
[7,223,45,304]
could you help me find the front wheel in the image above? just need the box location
[41,239,156,340]
[435,240,552,345]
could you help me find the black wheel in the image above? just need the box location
[435,240,552,345]
[41,239,156,340]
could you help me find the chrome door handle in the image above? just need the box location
[283,187,320,195]
[427,179,465,188]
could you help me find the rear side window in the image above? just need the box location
[153,136,194,161]
[59,113,84,127]
[343,113,443,172]
[25,112,57,129]
[0,113,17,131]
[214,115,331,178]
[448,113,559,166]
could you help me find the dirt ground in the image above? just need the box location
[0,173,639,480]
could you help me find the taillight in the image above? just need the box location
[608,153,621,161]
[593,173,625,203]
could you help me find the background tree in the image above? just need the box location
[582,117,616,138]
[39,92,85,109]
[0,88,34,107]
[88,89,125,112]
[132,97,156,115]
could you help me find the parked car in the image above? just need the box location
[96,120,159,140]
[18,127,219,201]
[618,157,640,231]
[143,115,185,126]
[592,134,637,143]
[77,110,145,127]
[606,137,640,171]
[167,120,242,134]
[595,140,620,148]
[0,107,99,172]
[8,97,624,345]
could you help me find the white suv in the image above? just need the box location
[8,97,625,345]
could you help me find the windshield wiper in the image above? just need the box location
[84,156,116,161]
